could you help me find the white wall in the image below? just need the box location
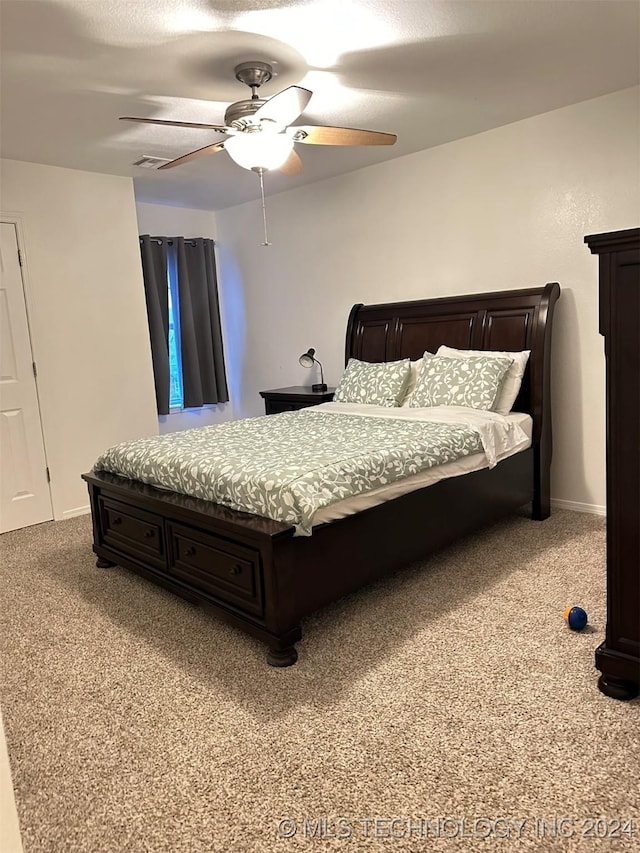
[1,159,158,520]
[215,87,640,513]
[135,202,218,242]
[135,202,236,434]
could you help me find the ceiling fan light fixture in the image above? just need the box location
[224,133,294,171]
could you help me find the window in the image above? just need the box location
[167,259,183,409]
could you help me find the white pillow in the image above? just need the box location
[400,358,425,407]
[436,345,530,415]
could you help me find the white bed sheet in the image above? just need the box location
[308,403,532,527]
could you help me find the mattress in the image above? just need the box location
[311,405,532,526]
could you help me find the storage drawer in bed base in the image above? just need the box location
[91,486,275,623]
[166,522,264,617]
[97,495,165,568]
[93,538,268,624]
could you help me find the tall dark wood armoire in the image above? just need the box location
[585,227,639,701]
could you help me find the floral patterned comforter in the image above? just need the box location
[94,409,489,536]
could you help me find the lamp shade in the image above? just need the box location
[224,132,294,171]
[299,348,316,369]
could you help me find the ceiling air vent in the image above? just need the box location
[132,155,171,169]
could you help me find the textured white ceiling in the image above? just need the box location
[1,0,638,210]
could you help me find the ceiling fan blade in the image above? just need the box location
[278,149,303,176]
[158,141,226,170]
[290,125,397,146]
[120,116,228,133]
[254,86,312,128]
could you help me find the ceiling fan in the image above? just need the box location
[120,61,397,176]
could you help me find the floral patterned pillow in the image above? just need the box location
[409,353,513,410]
[334,358,411,407]
[437,345,530,414]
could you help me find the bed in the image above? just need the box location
[83,283,560,665]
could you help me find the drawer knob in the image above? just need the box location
[184,545,196,557]
[112,516,122,526]
[144,529,155,539]
[230,564,242,576]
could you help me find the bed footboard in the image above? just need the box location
[83,470,302,666]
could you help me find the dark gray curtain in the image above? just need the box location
[139,235,228,414]
[169,237,229,409]
[139,235,170,415]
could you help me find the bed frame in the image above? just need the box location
[83,283,560,665]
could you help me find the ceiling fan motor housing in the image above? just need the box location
[224,99,267,128]
[226,62,274,129]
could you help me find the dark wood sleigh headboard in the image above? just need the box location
[346,283,560,432]
[345,283,561,517]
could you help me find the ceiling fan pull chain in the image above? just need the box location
[258,168,271,246]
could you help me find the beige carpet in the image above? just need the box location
[0,510,638,853]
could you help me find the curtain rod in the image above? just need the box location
[140,236,201,247]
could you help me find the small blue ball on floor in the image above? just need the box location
[563,605,588,631]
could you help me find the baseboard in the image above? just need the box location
[60,505,91,520]
[551,499,606,517]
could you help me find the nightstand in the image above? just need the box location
[259,385,335,415]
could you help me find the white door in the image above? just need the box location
[0,222,53,532]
